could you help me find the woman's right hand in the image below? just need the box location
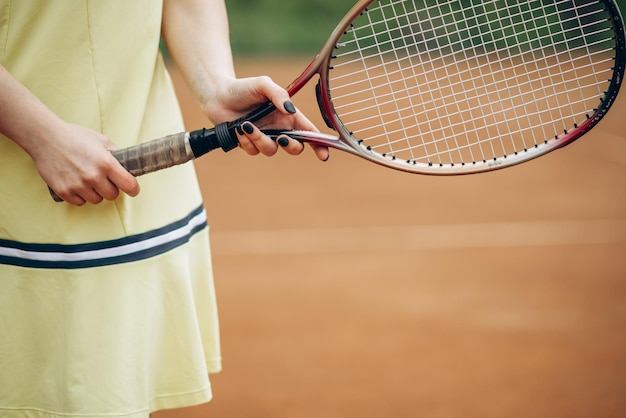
[0,64,139,206]
[32,122,140,206]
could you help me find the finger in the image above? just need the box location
[273,105,329,161]
[48,179,99,205]
[253,77,295,117]
[51,187,86,206]
[239,121,278,156]
[276,135,304,156]
[65,194,87,206]
[282,100,297,115]
[235,124,261,156]
[61,186,103,205]
[95,178,121,201]
[106,157,140,197]
[83,189,105,205]
[289,106,318,132]
[51,179,121,204]
[311,144,330,162]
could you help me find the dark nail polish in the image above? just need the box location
[277,137,289,147]
[242,122,254,134]
[283,101,296,114]
[236,125,244,136]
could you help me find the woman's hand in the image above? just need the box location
[0,64,139,206]
[161,0,329,161]
[32,122,140,206]
[202,75,330,162]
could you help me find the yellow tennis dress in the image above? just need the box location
[0,1,221,417]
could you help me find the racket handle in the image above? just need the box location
[113,131,193,176]
[48,124,238,202]
[48,109,276,202]
[116,121,240,174]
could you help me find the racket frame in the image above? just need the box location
[48,0,626,201]
[299,0,626,175]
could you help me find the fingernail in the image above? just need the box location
[283,101,296,114]
[277,137,289,147]
[236,125,244,136]
[242,122,254,134]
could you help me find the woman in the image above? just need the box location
[0,0,328,417]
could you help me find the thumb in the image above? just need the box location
[253,76,297,116]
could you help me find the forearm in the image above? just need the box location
[159,0,329,161]
[0,64,65,159]
[161,0,236,118]
[0,64,140,205]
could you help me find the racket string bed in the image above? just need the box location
[327,0,623,169]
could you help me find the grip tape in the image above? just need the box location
[113,131,192,176]
[50,101,276,202]
[48,131,193,202]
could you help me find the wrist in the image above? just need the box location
[196,74,237,122]
[18,116,67,161]
[0,65,67,158]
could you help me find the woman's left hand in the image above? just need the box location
[202,76,330,162]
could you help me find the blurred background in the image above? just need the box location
[159,1,626,417]
[228,0,626,55]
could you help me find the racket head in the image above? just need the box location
[310,0,626,175]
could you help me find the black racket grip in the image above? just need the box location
[202,101,277,153]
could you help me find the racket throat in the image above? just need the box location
[316,81,335,130]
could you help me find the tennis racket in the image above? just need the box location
[50,0,625,201]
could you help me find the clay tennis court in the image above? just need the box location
[158,58,626,418]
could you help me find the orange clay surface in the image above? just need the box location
[156,59,626,418]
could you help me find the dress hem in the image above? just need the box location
[0,386,213,418]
